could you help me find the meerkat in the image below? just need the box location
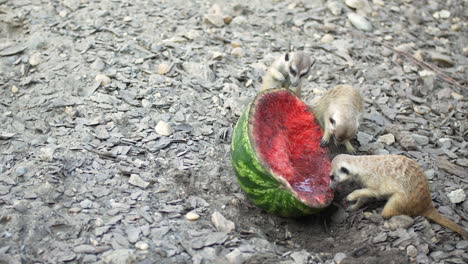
[311,85,363,153]
[330,154,468,239]
[261,51,314,97]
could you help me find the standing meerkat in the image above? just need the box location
[311,85,363,153]
[261,51,314,98]
[330,154,468,239]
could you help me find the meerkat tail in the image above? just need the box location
[424,208,468,239]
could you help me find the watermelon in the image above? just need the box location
[231,88,333,217]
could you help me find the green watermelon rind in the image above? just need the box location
[231,89,325,217]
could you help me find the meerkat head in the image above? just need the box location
[284,52,314,87]
[327,105,358,143]
[329,154,355,188]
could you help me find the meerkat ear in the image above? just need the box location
[285,53,289,61]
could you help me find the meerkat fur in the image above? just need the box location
[261,51,314,98]
[330,154,468,239]
[311,85,363,153]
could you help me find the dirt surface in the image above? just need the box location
[0,0,467,263]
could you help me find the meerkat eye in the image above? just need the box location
[300,69,310,78]
[340,167,349,174]
[289,66,297,75]
[285,53,289,61]
[329,117,335,125]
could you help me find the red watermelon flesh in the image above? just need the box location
[251,90,333,208]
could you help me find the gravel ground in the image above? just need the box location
[0,0,467,263]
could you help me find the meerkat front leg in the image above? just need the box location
[343,140,356,154]
[270,68,285,83]
[320,123,331,147]
[346,188,378,211]
[295,83,302,98]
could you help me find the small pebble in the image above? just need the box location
[11,85,19,94]
[347,13,372,31]
[95,74,111,86]
[91,58,105,71]
[447,189,466,204]
[155,120,174,136]
[135,241,149,250]
[231,41,241,48]
[185,212,200,221]
[320,34,334,43]
[123,16,132,22]
[157,63,172,75]
[231,47,245,57]
[128,174,150,189]
[407,245,418,258]
[451,92,464,101]
[377,134,395,145]
[334,252,347,264]
[424,169,435,180]
[29,53,42,66]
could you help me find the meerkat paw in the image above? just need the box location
[320,138,329,147]
[344,141,356,154]
[270,69,285,82]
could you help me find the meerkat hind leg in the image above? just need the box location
[381,193,405,219]
[346,188,378,211]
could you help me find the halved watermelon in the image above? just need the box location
[231,88,333,217]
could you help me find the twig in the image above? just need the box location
[352,32,467,90]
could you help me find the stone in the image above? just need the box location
[135,241,149,250]
[411,134,429,146]
[413,105,431,115]
[157,63,172,75]
[290,250,309,264]
[320,34,334,43]
[357,132,373,146]
[438,138,451,149]
[345,0,371,14]
[406,245,418,258]
[102,249,136,264]
[91,58,105,71]
[95,74,111,86]
[447,189,465,204]
[185,212,200,221]
[128,174,150,189]
[327,1,342,15]
[155,121,174,136]
[347,13,372,31]
[211,211,235,233]
[203,14,225,27]
[424,169,435,180]
[231,47,245,57]
[451,92,464,101]
[225,249,245,264]
[29,52,42,66]
[80,199,93,209]
[372,232,387,243]
[377,134,395,145]
[439,10,451,19]
[11,85,19,94]
[455,240,468,249]
[419,70,435,93]
[334,252,347,264]
[126,226,140,243]
[384,215,414,230]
